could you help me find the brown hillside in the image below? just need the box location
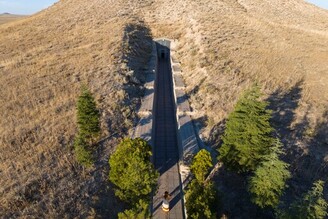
[142,0,328,216]
[0,0,153,217]
[0,14,25,25]
[0,0,328,217]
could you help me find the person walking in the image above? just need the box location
[162,191,171,212]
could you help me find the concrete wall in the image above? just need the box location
[132,41,158,152]
[169,48,200,190]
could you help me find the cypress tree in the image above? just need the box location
[76,86,100,143]
[218,85,274,173]
[74,134,94,167]
[185,149,217,219]
[74,85,100,166]
[281,180,328,219]
[248,138,291,208]
[191,149,213,183]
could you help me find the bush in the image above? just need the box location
[109,138,158,203]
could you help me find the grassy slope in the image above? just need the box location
[0,0,153,217]
[141,0,328,216]
[1,0,328,217]
[0,14,26,25]
[144,0,328,134]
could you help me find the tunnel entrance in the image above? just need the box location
[157,39,170,60]
[152,39,185,218]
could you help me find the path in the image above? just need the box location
[151,46,185,219]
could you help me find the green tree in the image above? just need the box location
[191,149,213,182]
[280,180,328,219]
[248,138,291,208]
[109,138,158,203]
[218,85,274,173]
[118,199,150,219]
[185,181,217,219]
[74,134,94,167]
[77,86,100,143]
[185,149,217,219]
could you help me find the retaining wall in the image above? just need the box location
[132,41,158,150]
[169,49,200,188]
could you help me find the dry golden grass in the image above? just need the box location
[141,0,328,146]
[0,0,153,217]
[1,0,328,217]
[142,0,328,134]
[141,0,328,215]
[0,13,25,25]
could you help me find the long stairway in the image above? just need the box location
[151,50,185,219]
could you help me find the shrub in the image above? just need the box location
[118,199,150,219]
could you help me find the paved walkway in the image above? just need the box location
[152,54,185,219]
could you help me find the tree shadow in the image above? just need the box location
[186,77,206,98]
[122,21,153,85]
[267,80,304,141]
[207,119,227,151]
[213,166,275,219]
[108,21,153,134]
[278,110,328,214]
[91,21,153,219]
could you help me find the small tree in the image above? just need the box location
[77,86,100,143]
[74,134,94,167]
[185,181,217,219]
[219,85,274,173]
[118,199,150,219]
[248,138,291,208]
[191,149,213,183]
[109,138,158,203]
[186,149,217,219]
[74,86,100,166]
[281,180,328,219]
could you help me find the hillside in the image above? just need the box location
[1,0,328,217]
[142,0,328,216]
[0,13,25,25]
[0,0,153,217]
